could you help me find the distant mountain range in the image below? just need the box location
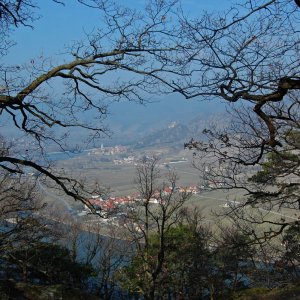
[135,122,191,148]
[132,112,229,149]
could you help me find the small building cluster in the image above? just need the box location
[84,185,202,215]
[113,156,135,165]
[87,145,128,156]
[85,195,134,213]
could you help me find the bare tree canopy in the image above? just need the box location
[2,0,299,225]
[183,0,300,238]
[0,0,184,206]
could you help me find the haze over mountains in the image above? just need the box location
[105,95,227,147]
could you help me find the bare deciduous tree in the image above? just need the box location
[0,168,48,253]
[120,156,191,299]
[0,0,186,207]
[181,0,300,238]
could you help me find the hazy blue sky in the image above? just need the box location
[4,0,229,138]
[6,0,229,62]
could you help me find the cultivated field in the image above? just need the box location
[39,145,299,237]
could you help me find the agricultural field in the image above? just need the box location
[39,144,299,238]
